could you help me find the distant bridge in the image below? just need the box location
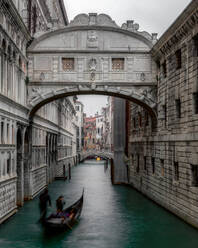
[80,150,114,161]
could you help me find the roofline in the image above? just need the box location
[151,0,198,56]
[28,25,153,51]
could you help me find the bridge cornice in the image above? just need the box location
[28,25,154,51]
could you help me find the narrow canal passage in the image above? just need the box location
[0,160,198,248]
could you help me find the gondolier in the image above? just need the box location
[39,188,51,221]
[56,195,65,213]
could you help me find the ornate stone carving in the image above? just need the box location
[68,13,119,28]
[121,20,155,41]
[89,58,97,71]
[90,72,95,81]
[87,30,98,48]
[140,73,146,82]
[96,14,119,28]
[89,13,97,25]
[29,87,42,102]
[69,14,89,26]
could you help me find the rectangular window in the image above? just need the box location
[7,154,11,175]
[145,112,149,127]
[175,49,182,69]
[193,34,198,57]
[162,60,167,78]
[136,154,140,173]
[161,159,165,177]
[1,122,4,144]
[133,117,136,129]
[193,92,198,114]
[191,164,198,187]
[152,157,155,174]
[112,58,124,71]
[138,113,142,127]
[7,123,9,144]
[62,58,74,71]
[174,162,179,181]
[175,99,181,118]
[144,156,147,171]
[12,125,14,144]
[162,104,167,124]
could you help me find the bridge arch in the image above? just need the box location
[80,150,114,161]
[28,90,157,121]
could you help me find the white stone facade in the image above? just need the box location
[0,0,77,223]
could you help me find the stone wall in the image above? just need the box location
[128,0,198,228]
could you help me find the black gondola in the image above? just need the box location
[44,189,84,230]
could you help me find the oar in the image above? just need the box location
[65,221,72,230]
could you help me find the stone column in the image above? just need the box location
[113,98,128,184]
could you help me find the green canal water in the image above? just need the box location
[0,160,198,248]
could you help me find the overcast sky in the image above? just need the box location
[64,0,192,116]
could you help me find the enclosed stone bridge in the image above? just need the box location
[80,150,114,161]
[27,13,158,121]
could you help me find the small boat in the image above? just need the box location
[44,189,84,231]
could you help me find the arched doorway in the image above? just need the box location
[16,128,23,206]
[24,129,30,200]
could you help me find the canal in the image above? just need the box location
[0,160,198,248]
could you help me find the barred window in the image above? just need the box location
[152,157,155,174]
[175,99,181,118]
[174,162,179,181]
[161,159,165,177]
[162,60,167,78]
[193,92,198,114]
[136,154,140,173]
[112,58,124,71]
[144,156,147,171]
[175,49,182,69]
[193,34,198,57]
[191,164,198,187]
[62,58,74,71]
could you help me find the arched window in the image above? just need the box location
[7,46,12,97]
[27,0,32,32]
[138,113,142,127]
[32,5,37,34]
[19,57,22,70]
[1,39,7,93]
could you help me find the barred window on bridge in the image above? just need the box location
[62,58,75,71]
[112,58,124,71]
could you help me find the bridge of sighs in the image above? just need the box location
[27,13,157,119]
[27,13,158,183]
